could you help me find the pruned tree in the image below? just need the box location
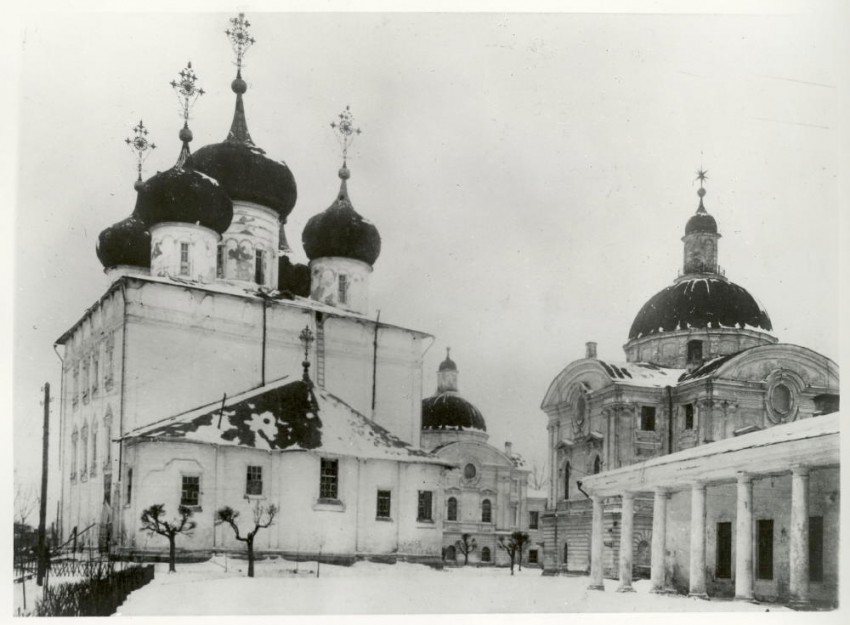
[498,531,530,575]
[140,504,196,572]
[528,462,549,492]
[455,533,477,566]
[216,502,278,577]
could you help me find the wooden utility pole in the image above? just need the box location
[36,383,50,586]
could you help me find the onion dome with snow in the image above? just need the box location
[421,349,486,432]
[302,164,382,266]
[96,214,151,269]
[628,276,772,340]
[685,187,718,234]
[189,80,297,218]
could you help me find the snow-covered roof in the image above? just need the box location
[596,360,685,388]
[123,376,450,466]
[56,274,432,345]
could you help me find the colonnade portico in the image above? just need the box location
[580,414,839,605]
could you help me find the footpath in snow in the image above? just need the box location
[115,556,790,615]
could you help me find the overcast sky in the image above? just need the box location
[7,4,844,507]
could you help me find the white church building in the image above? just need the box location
[56,15,453,565]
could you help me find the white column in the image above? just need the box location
[789,466,810,606]
[650,487,669,593]
[734,472,754,601]
[617,492,636,592]
[588,495,605,590]
[689,481,708,598]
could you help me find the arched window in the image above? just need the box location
[447,497,458,521]
[564,462,571,500]
[481,546,491,562]
[481,499,492,523]
[445,545,456,562]
[687,340,703,363]
[593,455,602,474]
[70,428,78,480]
[563,542,569,564]
[80,424,88,478]
[90,422,98,475]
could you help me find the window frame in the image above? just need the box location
[417,490,434,522]
[757,519,774,580]
[480,546,491,562]
[246,465,263,497]
[181,474,201,508]
[684,404,695,430]
[529,510,539,530]
[640,406,657,432]
[528,549,539,564]
[319,458,340,501]
[179,241,191,276]
[447,496,458,521]
[216,244,224,279]
[481,498,492,523]
[338,273,349,304]
[376,490,392,520]
[254,249,265,285]
[715,521,732,578]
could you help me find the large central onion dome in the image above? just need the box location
[189,75,297,219]
[302,165,381,266]
[629,276,772,339]
[96,213,151,269]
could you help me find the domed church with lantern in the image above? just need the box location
[539,172,839,607]
[57,14,455,565]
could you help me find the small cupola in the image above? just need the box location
[681,170,721,275]
[302,107,381,314]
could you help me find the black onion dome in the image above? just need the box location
[422,392,487,432]
[685,191,718,235]
[134,162,233,234]
[188,87,297,219]
[439,353,457,372]
[96,215,151,269]
[628,277,772,339]
[302,169,381,266]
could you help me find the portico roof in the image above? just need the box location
[579,413,839,497]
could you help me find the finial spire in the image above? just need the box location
[125,120,156,190]
[299,325,315,381]
[695,168,709,212]
[330,106,361,200]
[170,61,205,167]
[226,13,255,76]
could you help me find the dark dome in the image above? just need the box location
[134,165,233,234]
[96,215,151,269]
[188,88,297,220]
[422,392,486,432]
[439,354,457,372]
[302,172,381,266]
[629,277,772,339]
[685,211,718,235]
[189,142,296,218]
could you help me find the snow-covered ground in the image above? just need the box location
[114,556,791,616]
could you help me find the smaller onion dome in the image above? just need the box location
[421,393,487,432]
[96,215,151,269]
[685,187,718,235]
[439,349,458,372]
[302,165,381,266]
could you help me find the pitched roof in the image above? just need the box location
[596,360,685,388]
[124,376,449,466]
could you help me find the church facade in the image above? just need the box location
[56,15,452,565]
[540,178,839,607]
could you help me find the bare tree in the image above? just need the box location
[140,504,196,572]
[15,483,39,528]
[528,462,549,492]
[455,533,477,566]
[498,531,530,575]
[216,502,278,577]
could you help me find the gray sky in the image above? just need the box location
[7,4,843,505]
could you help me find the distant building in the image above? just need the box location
[540,178,839,607]
[55,15,452,565]
[421,352,543,567]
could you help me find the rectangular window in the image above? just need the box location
[125,468,132,505]
[181,475,200,507]
[376,490,391,519]
[640,406,656,431]
[72,365,80,406]
[338,274,348,304]
[179,242,190,276]
[104,421,112,464]
[91,356,99,394]
[684,404,694,430]
[716,521,732,578]
[320,458,339,500]
[528,549,539,564]
[254,249,265,285]
[246,466,263,496]
[688,340,703,362]
[757,519,774,580]
[105,343,114,390]
[417,490,433,522]
[529,511,539,529]
[82,361,90,403]
[809,516,824,582]
[103,472,111,505]
[216,245,224,279]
